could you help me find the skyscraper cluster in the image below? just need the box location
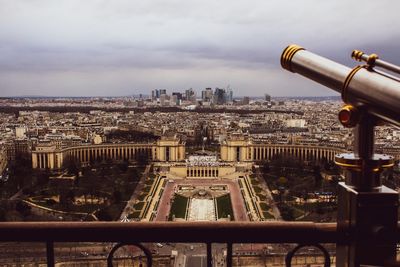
[151,87,236,106]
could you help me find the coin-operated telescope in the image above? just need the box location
[281,45,400,266]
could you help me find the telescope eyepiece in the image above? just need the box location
[351,50,365,61]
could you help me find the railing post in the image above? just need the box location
[206,243,212,267]
[227,243,232,267]
[336,114,398,266]
[46,241,55,267]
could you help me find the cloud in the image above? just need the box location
[0,0,398,96]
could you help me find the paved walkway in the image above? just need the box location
[188,199,215,221]
[224,180,248,221]
[155,179,176,221]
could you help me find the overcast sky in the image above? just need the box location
[0,0,398,97]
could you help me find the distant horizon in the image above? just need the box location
[0,94,341,99]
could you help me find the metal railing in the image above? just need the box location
[0,221,340,267]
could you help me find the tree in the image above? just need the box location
[0,206,6,221]
[322,158,330,171]
[74,175,80,186]
[118,159,129,173]
[297,192,306,205]
[130,168,140,181]
[278,203,295,221]
[63,155,80,176]
[106,129,157,143]
[12,152,32,189]
[36,170,50,186]
[89,156,95,167]
[277,176,288,187]
[261,161,270,173]
[313,165,323,187]
[112,190,122,204]
[15,201,31,217]
[137,151,149,167]
[46,199,57,206]
[66,189,75,204]
[315,202,325,215]
[96,208,113,221]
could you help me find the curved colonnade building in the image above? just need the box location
[220,137,345,163]
[31,134,350,170]
[32,136,185,169]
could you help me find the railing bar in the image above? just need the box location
[0,222,341,243]
[227,242,232,267]
[206,242,212,267]
[46,241,55,267]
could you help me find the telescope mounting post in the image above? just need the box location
[336,106,398,266]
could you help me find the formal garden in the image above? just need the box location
[127,172,160,220]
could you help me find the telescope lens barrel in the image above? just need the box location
[281,45,351,94]
[280,45,400,127]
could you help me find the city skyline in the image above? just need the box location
[0,90,341,99]
[0,0,399,97]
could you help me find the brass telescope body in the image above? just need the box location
[281,45,400,266]
[281,44,398,189]
[281,45,400,127]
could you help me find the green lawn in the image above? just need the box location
[133,201,145,210]
[137,193,147,201]
[169,194,188,220]
[216,194,234,220]
[257,194,267,201]
[127,211,141,219]
[142,185,151,193]
[145,179,154,185]
[259,202,270,211]
[250,178,260,185]
[263,211,275,219]
[253,186,262,194]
